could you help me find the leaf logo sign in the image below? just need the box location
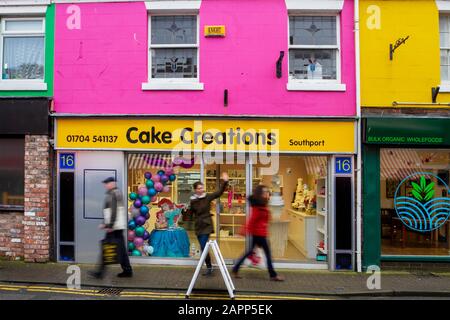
[394,172,450,232]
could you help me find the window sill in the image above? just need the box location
[287,82,346,92]
[438,84,450,93]
[0,81,47,91]
[142,82,204,91]
[0,205,24,213]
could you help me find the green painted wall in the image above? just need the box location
[362,144,381,270]
[0,4,54,97]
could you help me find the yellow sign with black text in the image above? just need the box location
[204,25,226,37]
[55,118,356,153]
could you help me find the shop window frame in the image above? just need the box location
[0,137,25,211]
[439,12,450,92]
[0,16,47,91]
[379,147,450,258]
[287,13,346,92]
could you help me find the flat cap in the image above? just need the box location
[102,177,116,183]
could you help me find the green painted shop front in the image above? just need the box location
[362,118,450,270]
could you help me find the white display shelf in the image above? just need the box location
[219,236,245,242]
[316,176,327,259]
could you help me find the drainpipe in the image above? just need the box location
[355,0,363,273]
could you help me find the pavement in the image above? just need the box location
[1,260,450,298]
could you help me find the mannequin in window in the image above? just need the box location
[306,54,322,80]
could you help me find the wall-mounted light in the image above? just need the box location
[224,89,228,107]
[390,36,410,60]
[432,86,440,103]
[276,51,284,78]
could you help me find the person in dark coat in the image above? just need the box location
[189,172,229,276]
[89,177,133,279]
[232,184,284,281]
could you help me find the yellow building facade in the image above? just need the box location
[361,1,450,269]
[360,0,449,107]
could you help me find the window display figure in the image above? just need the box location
[189,172,229,276]
[149,198,190,257]
[159,198,184,229]
[306,54,322,80]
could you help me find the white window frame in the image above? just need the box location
[0,16,47,91]
[438,12,450,92]
[142,13,203,91]
[287,13,346,92]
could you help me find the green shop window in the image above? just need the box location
[379,148,450,257]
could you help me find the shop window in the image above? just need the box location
[0,138,24,209]
[127,153,201,258]
[287,15,344,91]
[143,13,203,90]
[380,149,450,256]
[127,152,331,264]
[253,155,328,263]
[204,156,248,260]
[1,18,45,80]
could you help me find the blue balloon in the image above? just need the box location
[158,170,165,176]
[169,174,176,181]
[128,220,136,230]
[140,206,149,215]
[148,188,157,197]
[146,180,154,189]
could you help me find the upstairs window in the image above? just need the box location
[440,14,450,82]
[1,18,45,80]
[150,15,198,80]
[288,15,339,82]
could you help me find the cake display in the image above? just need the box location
[292,178,306,211]
[269,175,284,219]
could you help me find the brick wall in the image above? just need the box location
[0,212,24,260]
[23,135,51,262]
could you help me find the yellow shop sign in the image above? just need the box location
[204,25,226,37]
[55,118,356,153]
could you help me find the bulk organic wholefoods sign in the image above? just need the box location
[365,118,450,146]
[55,118,356,153]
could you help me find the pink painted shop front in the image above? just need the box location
[54,0,356,116]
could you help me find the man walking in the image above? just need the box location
[90,177,133,279]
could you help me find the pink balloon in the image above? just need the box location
[138,187,148,196]
[165,168,174,176]
[151,196,158,202]
[127,230,135,241]
[154,182,163,192]
[134,237,144,247]
[163,186,170,193]
[152,175,161,182]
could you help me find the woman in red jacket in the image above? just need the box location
[232,185,284,281]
